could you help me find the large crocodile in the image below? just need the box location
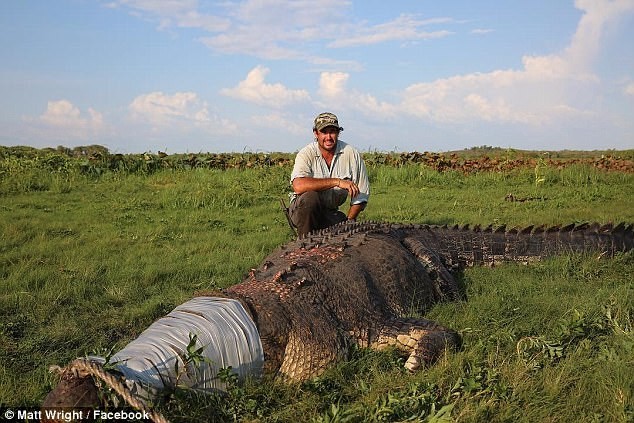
[42,221,634,417]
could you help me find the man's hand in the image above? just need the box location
[337,178,360,199]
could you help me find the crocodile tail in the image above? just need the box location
[406,222,634,267]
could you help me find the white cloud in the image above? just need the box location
[199,33,302,61]
[108,0,455,68]
[15,100,107,144]
[86,1,633,151]
[250,113,306,135]
[462,94,512,122]
[108,0,350,63]
[399,64,598,125]
[328,14,453,48]
[471,28,494,35]
[233,0,349,25]
[104,0,229,32]
[300,0,632,129]
[565,0,634,69]
[129,91,236,133]
[319,72,349,98]
[36,100,104,135]
[318,72,397,117]
[130,91,202,124]
[397,0,634,125]
[197,1,354,64]
[221,66,310,107]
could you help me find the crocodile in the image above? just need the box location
[43,221,634,414]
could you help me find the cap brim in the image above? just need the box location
[316,124,342,131]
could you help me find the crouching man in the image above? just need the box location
[289,112,370,237]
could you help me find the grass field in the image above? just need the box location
[1,151,633,422]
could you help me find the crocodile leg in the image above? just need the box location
[278,312,350,382]
[402,237,461,301]
[371,317,461,372]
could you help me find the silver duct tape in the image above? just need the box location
[89,297,263,402]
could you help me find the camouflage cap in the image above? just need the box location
[313,112,343,131]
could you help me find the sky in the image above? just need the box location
[1,1,633,154]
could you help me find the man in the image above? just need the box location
[289,112,370,237]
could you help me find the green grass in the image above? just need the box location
[0,160,633,421]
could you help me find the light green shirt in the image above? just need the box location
[290,140,370,209]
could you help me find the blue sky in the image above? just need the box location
[1,0,633,153]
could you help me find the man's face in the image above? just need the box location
[314,126,339,153]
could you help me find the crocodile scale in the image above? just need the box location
[43,221,634,410]
[218,220,633,381]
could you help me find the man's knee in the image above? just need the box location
[289,191,323,233]
[291,191,320,217]
[296,190,320,208]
